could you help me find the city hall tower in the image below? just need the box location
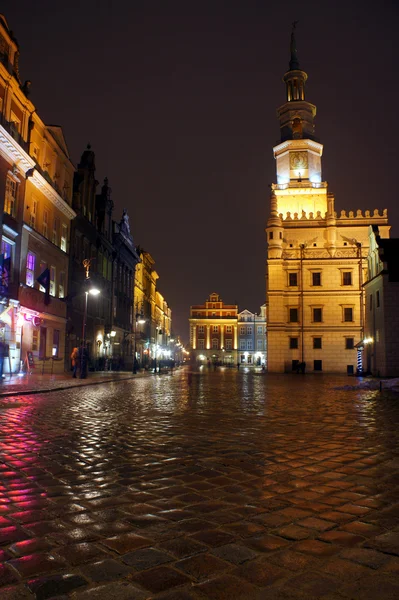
[266,25,390,373]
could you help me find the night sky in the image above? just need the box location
[4,1,398,341]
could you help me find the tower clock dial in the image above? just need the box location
[290,151,308,170]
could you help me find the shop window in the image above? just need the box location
[52,329,60,357]
[26,252,35,287]
[32,329,39,352]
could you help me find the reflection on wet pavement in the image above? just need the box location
[0,369,398,598]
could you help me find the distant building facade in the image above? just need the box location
[189,292,238,365]
[133,248,172,369]
[266,32,390,373]
[237,305,266,367]
[0,14,75,374]
[363,226,399,377]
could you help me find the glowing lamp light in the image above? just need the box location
[199,354,205,360]
[363,337,373,345]
[89,287,100,296]
[110,331,116,337]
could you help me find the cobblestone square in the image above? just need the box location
[0,369,398,599]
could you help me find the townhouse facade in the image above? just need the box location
[237,305,266,367]
[0,15,75,374]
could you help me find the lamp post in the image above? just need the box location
[81,259,100,378]
[133,306,145,374]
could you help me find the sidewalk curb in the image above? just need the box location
[0,375,140,398]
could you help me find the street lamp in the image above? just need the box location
[133,307,146,374]
[80,259,100,379]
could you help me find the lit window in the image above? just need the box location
[26,252,35,287]
[198,325,204,333]
[32,329,39,351]
[1,239,12,290]
[60,224,68,252]
[59,272,65,299]
[50,266,56,296]
[5,176,17,217]
[29,199,38,229]
[43,210,49,238]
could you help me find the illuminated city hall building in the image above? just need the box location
[266,30,390,373]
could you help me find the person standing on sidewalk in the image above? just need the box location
[70,347,79,378]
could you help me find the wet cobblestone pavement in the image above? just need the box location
[0,369,398,599]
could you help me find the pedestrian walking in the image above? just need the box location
[70,346,79,378]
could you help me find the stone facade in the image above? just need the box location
[266,33,390,373]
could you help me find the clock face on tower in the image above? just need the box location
[290,151,308,170]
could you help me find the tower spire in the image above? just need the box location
[289,21,300,70]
